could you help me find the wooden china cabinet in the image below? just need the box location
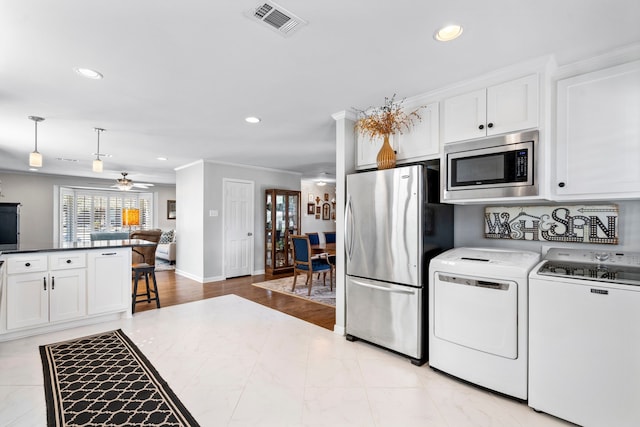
[265,189,301,275]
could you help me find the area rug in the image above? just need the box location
[154,259,175,271]
[252,275,336,307]
[39,329,199,427]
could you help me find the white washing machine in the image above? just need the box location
[529,248,640,427]
[428,247,540,400]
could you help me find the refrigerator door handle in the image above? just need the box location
[349,278,416,295]
[344,194,354,260]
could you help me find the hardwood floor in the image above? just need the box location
[133,270,336,330]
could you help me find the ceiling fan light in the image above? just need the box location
[92,158,103,173]
[116,172,134,191]
[29,151,43,168]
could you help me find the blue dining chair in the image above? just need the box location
[323,231,336,244]
[291,235,333,294]
[305,232,320,245]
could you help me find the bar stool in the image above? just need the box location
[132,262,160,313]
[130,229,163,314]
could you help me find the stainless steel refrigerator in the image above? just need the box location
[345,164,453,365]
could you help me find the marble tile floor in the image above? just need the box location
[0,295,574,427]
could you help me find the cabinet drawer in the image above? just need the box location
[6,255,48,274]
[49,253,87,270]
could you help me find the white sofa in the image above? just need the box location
[155,230,176,263]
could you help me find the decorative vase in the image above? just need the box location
[376,134,396,170]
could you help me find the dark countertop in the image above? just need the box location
[0,239,156,255]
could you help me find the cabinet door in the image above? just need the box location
[396,101,440,160]
[442,89,487,143]
[6,272,48,330]
[87,249,130,315]
[49,269,86,322]
[487,74,538,136]
[555,61,640,198]
[356,133,385,169]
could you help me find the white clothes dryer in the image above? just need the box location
[428,247,540,400]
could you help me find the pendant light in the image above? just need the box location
[92,127,105,173]
[28,116,45,168]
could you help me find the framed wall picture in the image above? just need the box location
[324,193,329,201]
[307,203,315,215]
[308,193,314,202]
[167,200,176,219]
[322,202,330,220]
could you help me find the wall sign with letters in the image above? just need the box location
[484,205,619,244]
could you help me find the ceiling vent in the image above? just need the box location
[247,2,307,37]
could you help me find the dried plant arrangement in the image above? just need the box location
[354,94,423,139]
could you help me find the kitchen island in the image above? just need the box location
[0,239,155,341]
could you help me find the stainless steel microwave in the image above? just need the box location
[443,130,538,201]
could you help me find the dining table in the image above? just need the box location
[310,243,336,256]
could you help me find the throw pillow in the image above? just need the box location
[159,230,174,244]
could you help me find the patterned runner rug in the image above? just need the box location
[251,274,336,307]
[39,329,199,427]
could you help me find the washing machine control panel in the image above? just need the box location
[544,248,640,267]
[538,248,640,286]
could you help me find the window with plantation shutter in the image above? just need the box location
[58,187,154,243]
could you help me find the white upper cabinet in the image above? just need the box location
[356,101,439,169]
[355,132,385,169]
[443,74,539,143]
[395,101,440,161]
[554,60,640,199]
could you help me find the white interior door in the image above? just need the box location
[224,179,254,278]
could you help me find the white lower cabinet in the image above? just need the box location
[87,248,131,315]
[1,248,131,339]
[6,254,86,330]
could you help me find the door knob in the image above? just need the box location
[247,232,253,236]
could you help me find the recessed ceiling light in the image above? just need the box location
[434,24,463,42]
[157,156,168,161]
[245,116,261,124]
[74,67,104,79]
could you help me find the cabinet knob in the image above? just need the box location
[478,124,484,130]
[66,259,72,264]
[487,122,494,129]
[25,262,31,267]
[558,182,566,188]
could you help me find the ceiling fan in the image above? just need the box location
[111,172,154,191]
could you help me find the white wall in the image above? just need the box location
[175,161,205,281]
[453,200,640,254]
[176,160,301,282]
[300,180,336,243]
[0,171,175,247]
